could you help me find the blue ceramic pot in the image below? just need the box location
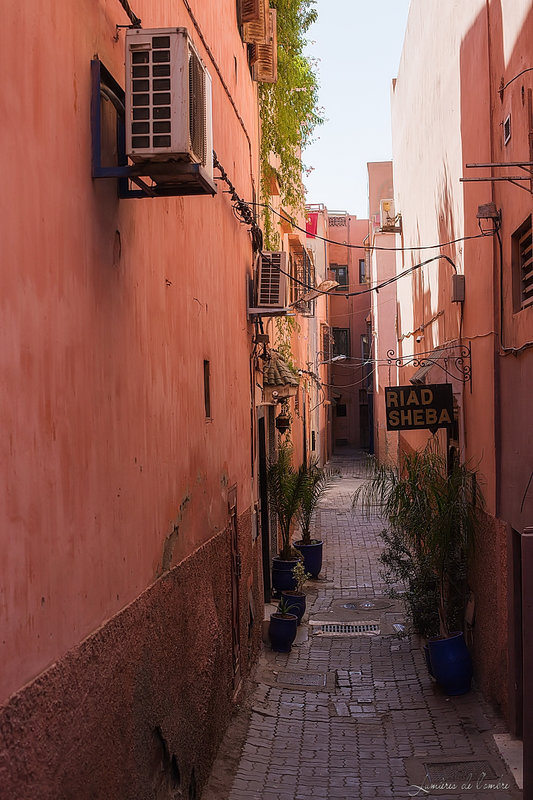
[269,613,298,652]
[427,632,472,695]
[281,590,306,624]
[294,540,323,578]
[271,556,299,595]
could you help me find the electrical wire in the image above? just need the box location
[321,366,377,389]
[275,253,458,298]
[499,67,533,98]
[248,202,499,253]
[118,0,141,27]
[214,154,263,251]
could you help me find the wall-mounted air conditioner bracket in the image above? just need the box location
[90,59,216,198]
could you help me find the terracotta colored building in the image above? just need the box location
[325,212,371,451]
[367,161,400,462]
[391,0,533,790]
[0,1,316,797]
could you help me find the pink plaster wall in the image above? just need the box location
[391,0,533,726]
[367,162,399,462]
[2,0,260,707]
[327,216,370,449]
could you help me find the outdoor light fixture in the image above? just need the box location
[318,355,347,365]
[275,414,291,434]
[291,280,339,304]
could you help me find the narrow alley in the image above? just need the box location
[202,452,522,800]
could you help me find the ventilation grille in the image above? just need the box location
[125,28,212,172]
[129,34,173,153]
[257,252,287,307]
[310,622,380,635]
[188,46,206,164]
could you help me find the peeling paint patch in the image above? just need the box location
[161,526,179,574]
[158,495,191,576]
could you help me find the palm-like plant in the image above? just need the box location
[267,445,309,560]
[355,443,484,638]
[296,461,335,546]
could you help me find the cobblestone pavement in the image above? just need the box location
[202,451,521,800]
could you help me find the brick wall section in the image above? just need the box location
[0,518,262,800]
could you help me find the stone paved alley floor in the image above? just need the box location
[202,451,522,800]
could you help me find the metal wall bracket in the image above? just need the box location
[461,161,533,194]
[387,343,472,384]
[90,59,216,198]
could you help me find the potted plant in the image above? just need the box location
[355,442,484,695]
[294,460,336,577]
[281,560,311,625]
[267,444,309,595]
[269,597,298,652]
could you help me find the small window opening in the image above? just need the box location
[504,114,511,145]
[203,360,211,418]
[336,404,347,417]
[512,216,533,311]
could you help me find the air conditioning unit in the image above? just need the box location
[257,251,287,306]
[380,199,397,231]
[248,252,288,314]
[125,28,213,181]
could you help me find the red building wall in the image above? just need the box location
[0,1,263,795]
[327,215,371,450]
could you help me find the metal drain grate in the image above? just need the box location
[424,760,497,783]
[277,671,327,687]
[310,621,380,635]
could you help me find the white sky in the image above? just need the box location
[303,0,411,218]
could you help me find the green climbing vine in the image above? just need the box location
[259,0,324,249]
[275,316,300,372]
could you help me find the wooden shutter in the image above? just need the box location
[240,0,260,23]
[252,9,278,84]
[243,0,268,44]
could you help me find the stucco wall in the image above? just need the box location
[327,216,370,449]
[0,515,262,800]
[1,0,260,705]
[391,0,533,730]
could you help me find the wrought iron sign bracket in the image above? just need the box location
[387,343,472,386]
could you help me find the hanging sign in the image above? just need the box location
[385,384,453,431]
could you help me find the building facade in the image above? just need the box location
[0,1,297,797]
[390,1,533,790]
[325,213,371,451]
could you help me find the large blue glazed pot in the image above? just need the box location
[269,612,298,652]
[294,540,323,578]
[281,590,306,625]
[427,632,473,695]
[271,556,299,596]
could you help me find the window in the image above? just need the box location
[203,360,211,418]
[512,216,533,311]
[332,328,350,357]
[330,264,348,291]
[504,114,511,145]
[359,258,367,284]
[320,324,332,361]
[336,404,347,417]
